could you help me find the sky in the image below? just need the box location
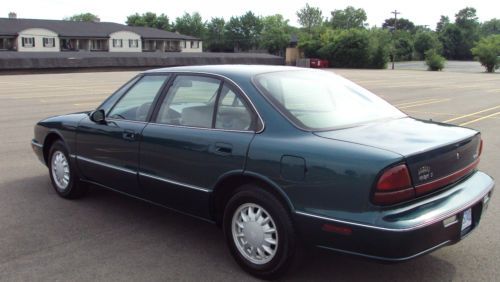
[3,0,499,29]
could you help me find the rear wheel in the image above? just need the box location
[48,140,87,199]
[223,185,296,279]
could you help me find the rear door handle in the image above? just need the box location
[122,130,136,141]
[214,143,233,155]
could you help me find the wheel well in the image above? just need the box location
[43,133,62,165]
[211,174,293,227]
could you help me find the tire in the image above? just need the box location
[48,140,87,199]
[223,184,296,279]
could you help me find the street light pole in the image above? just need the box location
[391,10,400,70]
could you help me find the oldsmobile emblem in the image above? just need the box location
[418,166,433,182]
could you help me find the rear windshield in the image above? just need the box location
[253,70,406,130]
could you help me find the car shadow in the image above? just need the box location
[286,248,456,281]
[2,175,456,281]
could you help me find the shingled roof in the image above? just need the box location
[0,18,199,40]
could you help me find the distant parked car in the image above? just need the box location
[32,65,494,279]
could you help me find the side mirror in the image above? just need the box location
[90,109,106,124]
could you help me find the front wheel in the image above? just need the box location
[48,140,87,199]
[223,185,296,279]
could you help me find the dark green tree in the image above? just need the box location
[481,18,500,36]
[382,18,415,32]
[296,3,323,34]
[439,24,463,59]
[329,6,367,29]
[126,12,170,30]
[436,16,450,33]
[260,14,290,55]
[414,32,442,59]
[173,12,206,38]
[205,17,231,52]
[454,7,480,59]
[455,7,479,30]
[225,11,263,51]
[65,13,99,22]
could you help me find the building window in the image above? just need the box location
[91,40,105,51]
[0,38,8,50]
[43,37,55,48]
[191,41,199,49]
[22,37,35,48]
[112,39,123,48]
[129,39,139,48]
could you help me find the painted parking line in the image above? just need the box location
[405,110,458,116]
[11,93,109,99]
[394,98,439,107]
[73,102,102,107]
[398,99,451,109]
[460,111,500,126]
[443,105,500,123]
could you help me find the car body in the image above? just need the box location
[32,65,494,279]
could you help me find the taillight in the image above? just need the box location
[373,164,415,205]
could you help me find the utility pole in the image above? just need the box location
[391,10,400,70]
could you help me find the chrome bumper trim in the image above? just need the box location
[296,180,494,232]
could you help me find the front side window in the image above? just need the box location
[156,76,221,128]
[215,85,253,131]
[22,37,34,47]
[108,75,169,121]
[254,70,406,130]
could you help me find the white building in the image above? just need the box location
[0,13,202,53]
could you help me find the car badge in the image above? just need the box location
[418,166,433,182]
[456,152,461,160]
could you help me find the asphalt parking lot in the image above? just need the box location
[0,66,498,281]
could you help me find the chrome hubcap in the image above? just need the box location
[232,203,278,264]
[51,151,70,190]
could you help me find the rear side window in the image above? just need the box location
[108,75,169,122]
[215,85,253,131]
[156,76,221,128]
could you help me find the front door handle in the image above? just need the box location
[122,130,136,141]
[214,142,233,155]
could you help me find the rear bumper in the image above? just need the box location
[31,139,45,164]
[294,171,494,261]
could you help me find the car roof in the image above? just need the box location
[143,65,314,80]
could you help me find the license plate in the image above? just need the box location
[461,208,472,232]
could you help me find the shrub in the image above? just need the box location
[471,35,500,73]
[298,39,323,58]
[367,29,391,69]
[425,49,446,71]
[318,29,371,68]
[392,33,414,61]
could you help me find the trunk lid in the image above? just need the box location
[314,117,481,196]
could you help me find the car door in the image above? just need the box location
[76,74,170,195]
[139,74,260,218]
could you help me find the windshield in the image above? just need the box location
[254,70,406,130]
